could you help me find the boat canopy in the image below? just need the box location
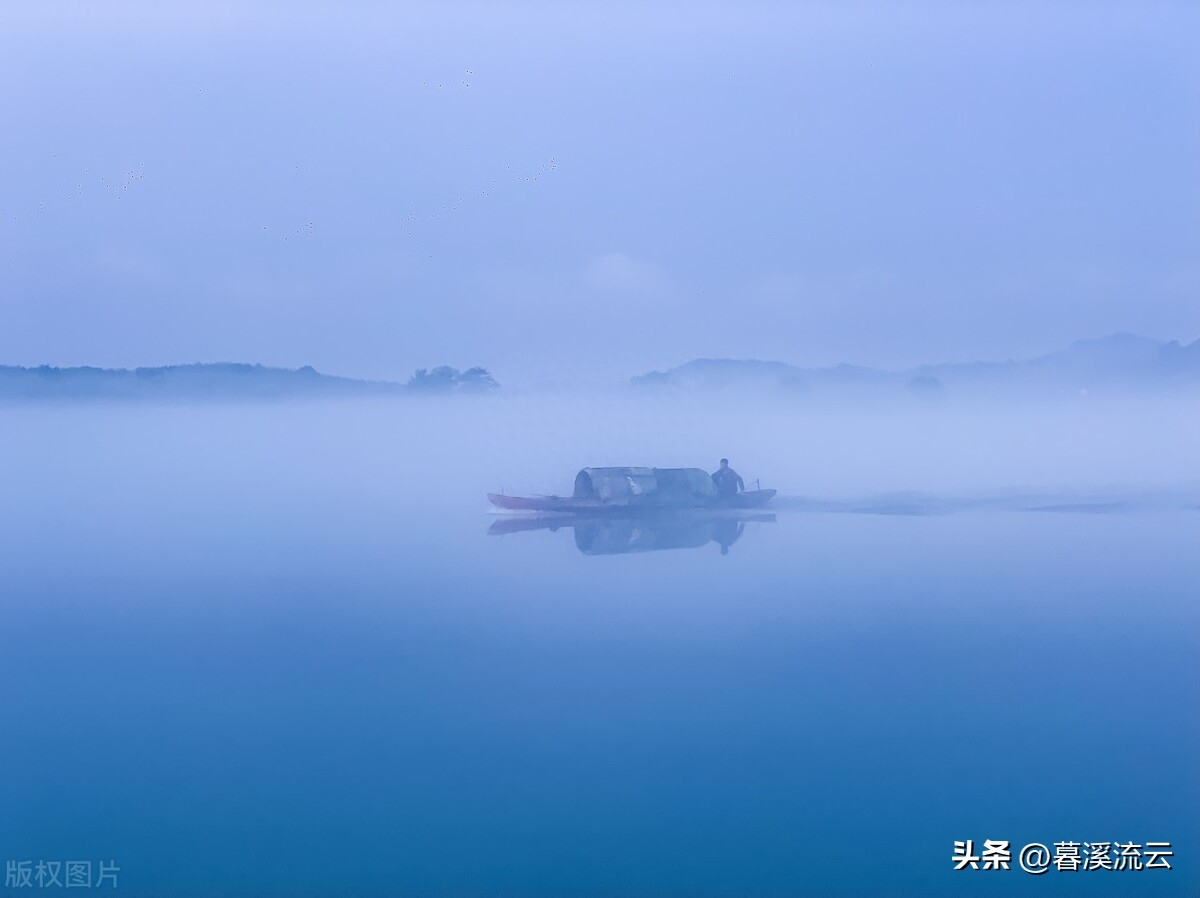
[573,466,717,503]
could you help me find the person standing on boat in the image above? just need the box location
[711,458,744,498]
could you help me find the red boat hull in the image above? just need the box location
[488,489,776,513]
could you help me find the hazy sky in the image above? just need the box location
[2,1,1197,385]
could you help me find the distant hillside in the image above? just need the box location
[0,363,499,401]
[632,334,1200,398]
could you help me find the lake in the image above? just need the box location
[2,397,1196,896]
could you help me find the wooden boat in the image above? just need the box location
[487,490,777,512]
[488,466,776,513]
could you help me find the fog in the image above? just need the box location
[3,393,1196,538]
[2,2,1197,383]
[2,394,1196,896]
[4,2,1197,892]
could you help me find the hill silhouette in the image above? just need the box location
[0,363,499,401]
[632,334,1200,398]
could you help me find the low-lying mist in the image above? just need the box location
[2,391,1196,531]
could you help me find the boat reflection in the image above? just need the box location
[488,510,775,555]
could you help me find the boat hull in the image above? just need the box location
[488,489,777,513]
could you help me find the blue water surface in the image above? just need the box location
[1,403,1196,896]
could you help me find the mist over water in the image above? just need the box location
[4,0,1197,892]
[1,394,1197,896]
[4,392,1198,525]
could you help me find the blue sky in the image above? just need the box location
[1,1,1197,384]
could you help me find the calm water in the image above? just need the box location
[2,400,1197,896]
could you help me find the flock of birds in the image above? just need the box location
[5,70,561,258]
[73,167,148,204]
[398,156,559,245]
[264,221,317,242]
[4,153,558,255]
[4,165,148,223]
[423,69,473,89]
[255,152,559,251]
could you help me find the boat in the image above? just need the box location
[487,466,776,513]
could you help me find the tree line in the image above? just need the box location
[406,366,499,393]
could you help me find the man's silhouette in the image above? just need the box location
[711,458,744,499]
